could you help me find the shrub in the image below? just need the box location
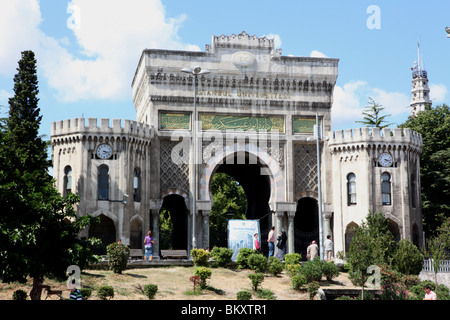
[391,239,424,275]
[380,281,408,300]
[236,248,254,269]
[286,263,302,277]
[106,242,130,274]
[194,267,212,289]
[12,289,27,300]
[248,253,268,273]
[320,260,340,282]
[291,274,307,290]
[307,282,320,300]
[284,253,302,266]
[97,285,115,300]
[210,247,233,267]
[189,275,202,292]
[79,288,93,300]
[268,257,284,276]
[248,273,264,291]
[236,290,252,300]
[256,288,276,300]
[300,259,323,283]
[191,248,211,267]
[143,284,158,299]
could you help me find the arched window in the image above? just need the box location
[98,165,109,200]
[64,166,72,196]
[381,172,391,205]
[411,174,416,208]
[347,173,356,205]
[134,168,141,202]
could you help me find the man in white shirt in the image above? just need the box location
[324,235,333,262]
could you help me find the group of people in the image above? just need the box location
[306,235,334,261]
[253,227,335,262]
[252,226,288,261]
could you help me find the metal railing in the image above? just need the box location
[422,259,450,273]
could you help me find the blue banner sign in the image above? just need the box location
[228,219,260,261]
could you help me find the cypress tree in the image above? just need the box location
[0,51,99,300]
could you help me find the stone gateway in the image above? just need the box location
[51,32,423,260]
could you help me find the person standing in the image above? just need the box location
[267,226,275,257]
[324,235,333,262]
[275,231,287,261]
[423,285,437,300]
[144,230,155,261]
[253,233,261,253]
[69,287,83,300]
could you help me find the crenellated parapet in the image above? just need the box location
[207,31,275,52]
[328,127,422,154]
[51,118,154,143]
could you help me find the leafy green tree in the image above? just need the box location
[0,51,98,300]
[345,211,394,299]
[400,104,450,235]
[209,172,247,247]
[356,97,393,128]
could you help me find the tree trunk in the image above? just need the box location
[29,276,44,300]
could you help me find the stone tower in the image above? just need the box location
[410,42,432,116]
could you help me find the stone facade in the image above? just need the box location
[51,32,423,259]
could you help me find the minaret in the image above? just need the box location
[410,42,432,116]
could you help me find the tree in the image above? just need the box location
[356,97,393,128]
[209,173,247,247]
[0,51,98,300]
[345,211,394,299]
[400,104,450,235]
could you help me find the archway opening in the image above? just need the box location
[294,197,319,259]
[159,194,188,251]
[88,214,116,255]
[211,152,272,254]
[130,219,143,249]
[345,222,359,253]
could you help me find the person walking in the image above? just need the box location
[144,230,155,261]
[324,235,333,261]
[267,226,275,257]
[306,240,319,260]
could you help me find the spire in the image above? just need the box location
[410,41,431,116]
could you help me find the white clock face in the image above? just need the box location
[378,153,393,167]
[96,144,113,159]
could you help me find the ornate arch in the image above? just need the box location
[199,143,285,203]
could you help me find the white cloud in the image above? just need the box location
[332,80,410,130]
[0,0,42,75]
[429,83,448,103]
[0,0,199,102]
[310,50,328,58]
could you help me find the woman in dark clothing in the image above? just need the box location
[275,231,287,261]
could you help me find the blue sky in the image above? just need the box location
[1,0,449,143]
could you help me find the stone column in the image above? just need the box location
[150,199,162,260]
[287,212,295,254]
[202,210,210,250]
